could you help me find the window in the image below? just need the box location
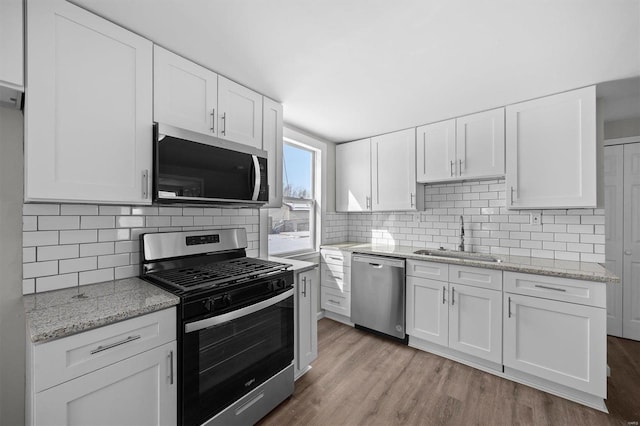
[268,140,317,256]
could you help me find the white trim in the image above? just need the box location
[604,136,640,146]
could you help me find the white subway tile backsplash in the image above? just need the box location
[60,257,97,273]
[99,205,131,215]
[23,231,59,247]
[159,207,182,216]
[115,240,138,253]
[98,253,130,269]
[79,268,114,285]
[36,273,78,292]
[61,204,98,215]
[23,216,37,231]
[80,242,115,257]
[38,216,79,230]
[81,216,115,229]
[115,265,139,280]
[37,245,79,261]
[132,206,158,216]
[23,247,36,263]
[59,230,97,244]
[23,261,58,279]
[98,229,130,242]
[23,279,35,295]
[23,204,59,215]
[117,216,145,228]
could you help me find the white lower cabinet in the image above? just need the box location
[320,248,352,320]
[27,308,177,426]
[295,267,318,379]
[34,341,177,426]
[406,261,502,364]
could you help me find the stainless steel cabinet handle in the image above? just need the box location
[90,335,141,355]
[366,196,370,210]
[302,276,307,297]
[221,112,227,135]
[210,108,215,133]
[508,297,512,318]
[534,284,567,292]
[328,299,341,305]
[459,159,463,175]
[410,193,415,208]
[168,350,174,385]
[451,287,455,305]
[141,170,149,199]
[450,161,454,177]
[625,250,632,255]
[328,256,342,262]
[442,286,446,304]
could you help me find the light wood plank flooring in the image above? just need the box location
[259,318,640,426]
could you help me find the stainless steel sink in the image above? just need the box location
[413,249,502,263]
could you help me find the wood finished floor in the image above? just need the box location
[259,318,640,426]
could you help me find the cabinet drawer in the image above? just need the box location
[321,248,351,267]
[33,307,176,393]
[321,286,351,317]
[504,272,606,308]
[449,265,502,291]
[407,260,449,282]
[321,265,350,293]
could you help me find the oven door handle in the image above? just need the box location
[184,288,293,334]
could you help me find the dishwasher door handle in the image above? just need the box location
[369,263,383,268]
[352,255,405,269]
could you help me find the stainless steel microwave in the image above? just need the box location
[153,123,268,206]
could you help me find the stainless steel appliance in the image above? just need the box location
[140,229,294,426]
[153,123,268,206]
[351,254,407,343]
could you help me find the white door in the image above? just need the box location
[448,284,502,364]
[406,276,448,346]
[217,76,263,149]
[503,293,606,397]
[623,143,640,340]
[296,268,318,374]
[25,0,153,204]
[505,86,597,209]
[336,138,371,212]
[371,128,417,211]
[416,119,456,182]
[262,97,283,208]
[34,341,177,426]
[456,108,505,180]
[154,46,218,136]
[604,145,624,337]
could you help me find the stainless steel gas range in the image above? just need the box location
[140,228,294,426]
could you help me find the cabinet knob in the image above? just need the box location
[625,250,632,255]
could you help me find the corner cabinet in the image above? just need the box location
[416,108,505,183]
[25,0,153,204]
[27,308,177,426]
[336,129,419,212]
[154,45,219,137]
[263,97,284,208]
[218,76,263,149]
[505,86,597,209]
[0,0,23,107]
[295,267,318,379]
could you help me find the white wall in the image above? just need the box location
[0,107,25,425]
[605,117,640,140]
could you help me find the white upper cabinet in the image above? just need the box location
[218,76,263,149]
[505,86,597,209]
[25,0,153,204]
[336,138,371,212]
[455,108,505,179]
[0,0,23,92]
[263,97,283,208]
[371,128,418,211]
[417,108,504,183]
[416,119,456,182]
[154,46,218,136]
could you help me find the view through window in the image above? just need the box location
[268,141,316,255]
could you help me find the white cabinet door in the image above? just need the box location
[416,119,456,182]
[604,145,624,337]
[448,284,502,364]
[218,76,263,149]
[0,0,23,92]
[25,0,153,204]
[34,341,177,426]
[505,86,597,209]
[456,108,505,180]
[623,143,640,340]
[336,138,371,212]
[503,293,606,397]
[406,276,448,346]
[262,97,283,208]
[371,128,417,211]
[154,46,218,136]
[296,268,318,377]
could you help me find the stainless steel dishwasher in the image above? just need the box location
[351,254,407,343]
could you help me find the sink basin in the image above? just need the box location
[413,249,502,263]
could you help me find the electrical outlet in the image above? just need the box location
[530,212,541,225]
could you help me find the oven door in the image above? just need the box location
[181,289,294,426]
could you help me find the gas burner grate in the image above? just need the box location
[147,257,290,292]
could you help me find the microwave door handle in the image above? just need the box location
[251,155,261,201]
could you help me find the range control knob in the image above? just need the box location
[203,297,215,312]
[222,294,232,307]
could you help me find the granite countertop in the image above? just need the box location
[267,256,318,273]
[320,242,619,284]
[24,278,180,344]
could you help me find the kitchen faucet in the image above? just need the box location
[458,215,465,252]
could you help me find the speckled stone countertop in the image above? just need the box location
[24,278,180,343]
[266,256,318,273]
[320,242,619,284]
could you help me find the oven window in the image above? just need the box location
[182,295,293,425]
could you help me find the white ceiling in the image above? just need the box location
[72,0,640,143]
